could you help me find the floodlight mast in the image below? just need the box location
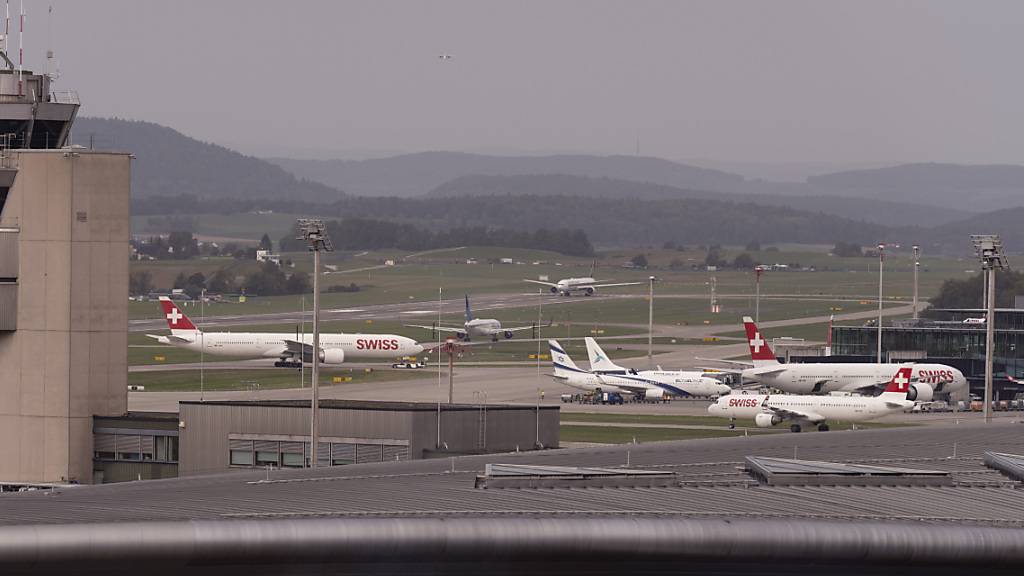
[297,219,334,467]
[972,235,1008,424]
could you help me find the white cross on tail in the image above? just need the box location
[749,333,764,353]
[166,308,183,325]
[893,373,909,388]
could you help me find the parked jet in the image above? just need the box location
[709,317,967,401]
[550,339,729,400]
[406,295,537,342]
[584,337,731,399]
[708,366,916,432]
[148,297,423,367]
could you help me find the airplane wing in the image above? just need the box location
[404,324,465,333]
[523,279,559,288]
[763,404,825,424]
[696,357,754,368]
[590,282,644,289]
[146,334,193,344]
[500,324,544,333]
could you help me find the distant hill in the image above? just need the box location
[807,163,1024,212]
[425,174,970,227]
[912,206,1024,253]
[269,151,746,197]
[74,118,343,202]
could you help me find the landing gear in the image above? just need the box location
[274,360,302,369]
[817,423,830,432]
[790,424,802,433]
[728,418,736,430]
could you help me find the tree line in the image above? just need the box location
[279,218,595,257]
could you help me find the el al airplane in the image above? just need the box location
[148,297,423,367]
[406,295,538,342]
[550,339,729,400]
[584,337,731,399]
[706,317,966,401]
[708,366,916,432]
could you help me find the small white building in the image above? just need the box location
[256,249,281,265]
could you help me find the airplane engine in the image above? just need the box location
[319,348,346,365]
[643,388,666,401]
[549,286,559,294]
[754,412,782,428]
[584,287,595,296]
[907,384,933,403]
[504,330,515,339]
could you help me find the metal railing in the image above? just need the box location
[50,90,79,105]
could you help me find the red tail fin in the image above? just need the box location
[159,297,197,331]
[742,316,775,362]
[884,367,913,394]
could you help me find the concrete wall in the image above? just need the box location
[178,403,560,476]
[0,151,130,484]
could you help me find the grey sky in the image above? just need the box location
[34,0,1024,163]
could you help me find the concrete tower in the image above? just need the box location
[0,41,131,485]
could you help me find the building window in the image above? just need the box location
[230,449,254,466]
[281,452,304,468]
[155,436,179,463]
[255,450,279,467]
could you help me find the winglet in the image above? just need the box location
[742,316,776,365]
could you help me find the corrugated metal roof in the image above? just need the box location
[1,422,1023,527]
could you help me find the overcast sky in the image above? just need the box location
[31,0,1024,163]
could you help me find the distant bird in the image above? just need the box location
[438,53,453,61]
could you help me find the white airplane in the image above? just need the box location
[707,317,967,401]
[406,295,537,342]
[549,339,729,400]
[148,297,423,367]
[708,366,916,432]
[524,275,642,296]
[584,337,731,398]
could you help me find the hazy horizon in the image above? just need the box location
[36,1,1024,168]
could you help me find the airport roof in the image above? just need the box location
[3,422,1024,573]
[4,421,1024,526]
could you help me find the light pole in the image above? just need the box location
[876,243,885,362]
[297,219,334,467]
[647,275,656,369]
[200,288,205,402]
[754,266,765,323]
[912,245,920,320]
[537,288,543,378]
[972,235,1008,424]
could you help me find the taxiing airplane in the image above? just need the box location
[708,366,916,432]
[148,297,423,367]
[406,295,537,342]
[584,337,731,398]
[550,339,730,400]
[708,317,967,401]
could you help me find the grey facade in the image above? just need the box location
[0,150,131,485]
[93,412,179,484]
[178,400,559,476]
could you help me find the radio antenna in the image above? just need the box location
[17,0,23,96]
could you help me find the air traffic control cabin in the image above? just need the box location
[0,64,132,487]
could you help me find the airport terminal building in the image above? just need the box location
[831,308,1024,400]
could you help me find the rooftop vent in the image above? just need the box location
[475,463,676,489]
[984,452,1024,483]
[745,456,952,487]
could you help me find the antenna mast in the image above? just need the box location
[17,0,22,96]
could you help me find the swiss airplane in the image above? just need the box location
[712,317,967,401]
[524,276,642,296]
[406,295,537,342]
[148,297,423,367]
[584,337,731,399]
[550,339,729,400]
[708,366,916,432]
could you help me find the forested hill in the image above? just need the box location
[424,173,970,228]
[73,117,342,202]
[807,163,1024,212]
[269,151,746,197]
[135,192,889,248]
